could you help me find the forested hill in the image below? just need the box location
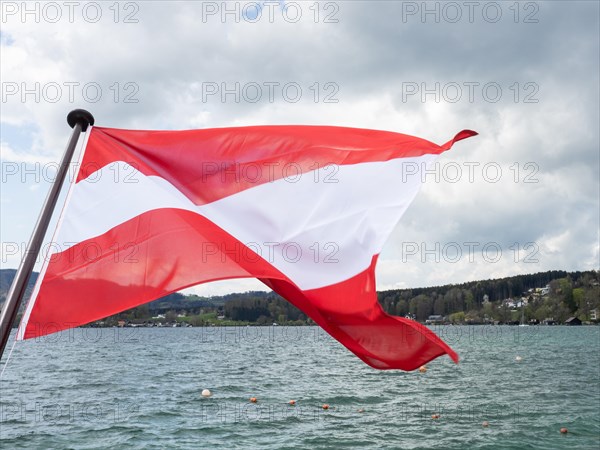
[0,269,38,304]
[377,270,599,323]
[1,269,598,325]
[381,270,569,303]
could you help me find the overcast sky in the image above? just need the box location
[1,1,598,296]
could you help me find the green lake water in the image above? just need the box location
[1,326,599,449]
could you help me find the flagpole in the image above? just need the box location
[0,109,95,360]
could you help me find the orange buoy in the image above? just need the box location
[431,413,440,419]
[482,421,489,427]
[249,397,257,403]
[288,400,296,406]
[419,366,427,373]
[322,404,330,410]
[560,427,568,434]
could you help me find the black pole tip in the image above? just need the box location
[67,109,95,132]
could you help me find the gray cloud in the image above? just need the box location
[1,0,598,292]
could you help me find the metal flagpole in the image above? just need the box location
[0,109,95,359]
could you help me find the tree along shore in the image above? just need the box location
[2,269,598,328]
[89,269,600,327]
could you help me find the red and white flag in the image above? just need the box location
[18,125,476,370]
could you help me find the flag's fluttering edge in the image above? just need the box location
[18,125,477,370]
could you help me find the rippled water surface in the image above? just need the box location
[1,326,599,449]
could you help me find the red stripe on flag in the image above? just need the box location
[76,126,471,206]
[23,207,457,370]
[22,208,286,339]
[263,256,458,371]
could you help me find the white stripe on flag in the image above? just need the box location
[55,155,436,291]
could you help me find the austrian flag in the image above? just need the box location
[18,125,476,370]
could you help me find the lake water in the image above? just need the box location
[1,326,599,449]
